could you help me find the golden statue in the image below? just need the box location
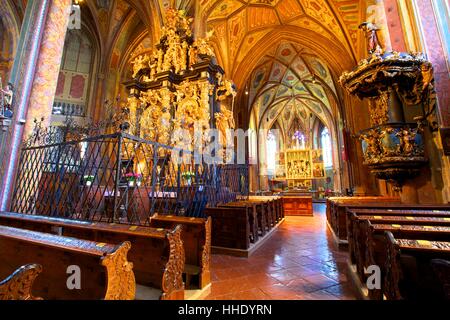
[215,105,235,147]
[216,73,237,102]
[188,46,198,69]
[193,37,215,57]
[149,51,158,80]
[131,54,149,78]
[396,128,416,156]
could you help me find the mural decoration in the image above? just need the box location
[25,0,72,136]
[203,0,359,75]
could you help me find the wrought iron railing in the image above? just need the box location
[10,131,248,224]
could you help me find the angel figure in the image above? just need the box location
[131,54,149,78]
[188,45,198,69]
[397,128,416,155]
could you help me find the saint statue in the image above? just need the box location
[215,105,235,147]
[0,79,14,118]
[359,22,382,55]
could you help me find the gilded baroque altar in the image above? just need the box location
[123,8,236,157]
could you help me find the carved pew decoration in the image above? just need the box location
[0,212,184,300]
[150,214,211,289]
[0,264,43,300]
[344,207,450,300]
[383,232,450,300]
[430,259,450,299]
[0,226,135,300]
[339,22,437,192]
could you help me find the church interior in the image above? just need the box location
[0,0,449,301]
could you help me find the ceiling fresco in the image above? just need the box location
[249,41,337,132]
[202,0,364,75]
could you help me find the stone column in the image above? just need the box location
[0,0,72,210]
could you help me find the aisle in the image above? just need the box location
[205,203,357,300]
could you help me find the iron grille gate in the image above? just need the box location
[11,131,248,225]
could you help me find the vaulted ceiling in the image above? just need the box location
[250,41,337,134]
[200,0,364,77]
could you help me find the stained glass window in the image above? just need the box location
[266,130,277,175]
[321,127,332,167]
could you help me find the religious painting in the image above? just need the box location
[313,163,325,178]
[312,149,323,162]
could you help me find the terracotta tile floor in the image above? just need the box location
[205,203,357,300]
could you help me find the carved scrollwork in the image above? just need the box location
[0,264,43,300]
[101,241,136,300]
[368,92,389,126]
[201,217,212,273]
[383,232,403,300]
[161,225,185,300]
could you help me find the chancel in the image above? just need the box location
[0,0,449,302]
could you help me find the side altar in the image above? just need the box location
[123,8,236,156]
[10,9,249,222]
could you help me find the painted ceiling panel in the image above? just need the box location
[228,9,247,63]
[247,41,337,131]
[302,0,348,47]
[275,0,305,23]
[282,69,300,87]
[288,16,334,41]
[270,61,287,82]
[275,42,297,65]
[290,56,310,79]
[293,82,309,95]
[247,6,280,31]
[208,0,244,20]
[306,83,328,102]
[234,28,274,72]
[248,0,283,5]
[304,55,336,93]
[276,85,290,99]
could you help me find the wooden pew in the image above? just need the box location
[245,198,274,228]
[149,214,211,289]
[346,208,450,272]
[248,196,283,224]
[0,264,43,300]
[326,197,450,243]
[383,232,450,300]
[203,206,251,250]
[219,200,269,236]
[0,225,135,300]
[326,197,401,242]
[349,217,450,297]
[0,212,184,300]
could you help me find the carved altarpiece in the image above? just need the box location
[124,8,236,161]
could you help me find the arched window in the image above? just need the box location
[321,127,332,167]
[266,130,277,175]
[53,31,94,118]
[292,130,305,149]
